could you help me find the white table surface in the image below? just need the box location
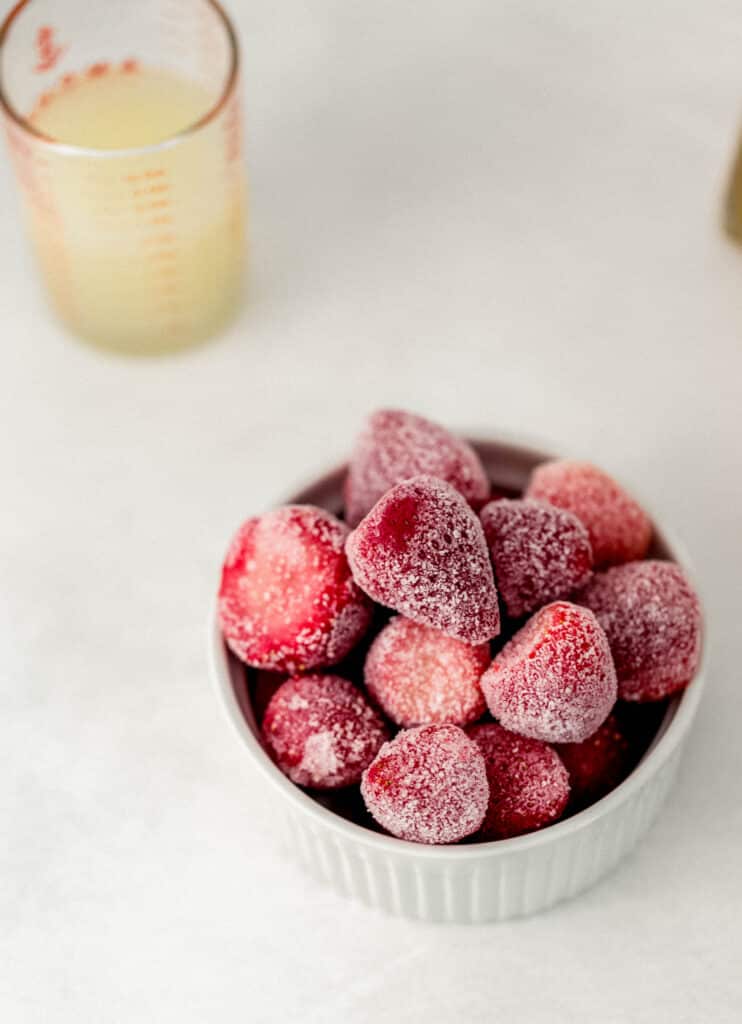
[2,2,741,1021]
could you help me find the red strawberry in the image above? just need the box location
[575,560,702,702]
[480,498,593,619]
[262,675,388,789]
[361,724,489,844]
[468,723,570,839]
[481,601,616,743]
[526,460,651,567]
[344,409,490,527]
[219,505,372,673]
[346,475,500,644]
[556,713,633,809]
[364,615,489,727]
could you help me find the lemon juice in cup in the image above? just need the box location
[0,0,245,355]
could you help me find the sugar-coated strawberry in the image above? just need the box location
[364,615,489,727]
[361,724,489,844]
[263,675,388,789]
[344,409,490,527]
[468,723,570,839]
[480,498,593,618]
[576,561,702,702]
[346,475,500,644]
[526,460,651,567]
[481,601,617,743]
[556,713,633,808]
[219,505,372,673]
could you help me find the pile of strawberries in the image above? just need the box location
[218,410,702,845]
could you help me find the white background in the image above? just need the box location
[2,2,741,1021]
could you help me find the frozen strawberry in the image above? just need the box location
[468,723,569,839]
[556,713,633,808]
[344,409,490,527]
[263,675,388,789]
[361,724,488,844]
[219,505,373,673]
[526,460,651,567]
[346,475,500,644]
[364,616,489,727]
[480,498,593,618]
[481,601,616,743]
[576,561,702,702]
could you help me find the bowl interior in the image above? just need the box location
[220,438,684,838]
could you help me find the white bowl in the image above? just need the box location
[209,439,705,923]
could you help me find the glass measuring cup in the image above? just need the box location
[0,0,245,355]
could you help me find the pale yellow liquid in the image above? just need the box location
[22,66,244,354]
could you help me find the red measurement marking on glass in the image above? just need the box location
[35,26,66,73]
[121,59,140,74]
[126,170,166,186]
[6,124,32,160]
[132,184,170,197]
[135,200,170,213]
[87,62,110,79]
